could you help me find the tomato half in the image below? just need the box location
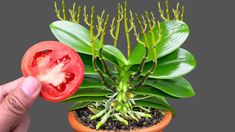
[21,41,84,102]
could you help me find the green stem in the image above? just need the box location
[134,22,161,88]
[114,3,123,47]
[54,1,63,20]
[130,14,149,81]
[165,0,170,20]
[124,1,131,58]
[62,0,67,20]
[89,7,113,90]
[145,11,156,47]
[77,6,81,24]
[114,22,121,47]
[134,59,157,88]
[99,49,117,82]
[115,70,134,114]
[90,6,95,58]
[181,6,185,21]
[98,15,116,82]
[130,55,148,81]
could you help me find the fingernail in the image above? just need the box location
[21,76,40,96]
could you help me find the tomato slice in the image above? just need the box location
[21,41,84,102]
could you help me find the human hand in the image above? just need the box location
[0,76,41,132]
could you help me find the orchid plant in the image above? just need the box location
[50,0,196,129]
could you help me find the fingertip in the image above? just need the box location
[21,76,41,97]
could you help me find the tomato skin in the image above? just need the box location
[21,41,84,102]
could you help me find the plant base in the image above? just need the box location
[68,110,172,132]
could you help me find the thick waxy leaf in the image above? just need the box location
[130,48,196,79]
[84,65,97,75]
[133,85,173,98]
[135,96,174,114]
[144,77,195,98]
[152,48,196,79]
[128,20,189,65]
[103,45,128,66]
[69,102,91,110]
[136,101,169,111]
[63,96,107,103]
[50,21,94,54]
[80,74,115,89]
[142,96,169,106]
[80,75,103,88]
[50,21,127,66]
[71,88,112,97]
[79,53,103,74]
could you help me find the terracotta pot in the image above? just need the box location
[68,111,172,132]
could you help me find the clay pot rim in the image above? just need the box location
[68,110,172,132]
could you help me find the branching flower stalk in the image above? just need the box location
[97,13,117,82]
[181,6,185,21]
[61,0,67,20]
[124,1,135,57]
[54,0,186,130]
[54,1,64,20]
[172,3,180,20]
[172,2,185,21]
[135,21,162,88]
[110,3,124,70]
[69,3,81,23]
[130,14,149,81]
[110,3,124,47]
[83,6,114,90]
[54,0,81,23]
[158,0,185,21]
[158,0,168,21]
[165,0,170,20]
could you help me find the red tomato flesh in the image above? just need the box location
[21,41,84,102]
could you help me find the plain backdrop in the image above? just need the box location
[0,0,234,131]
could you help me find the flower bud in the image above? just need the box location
[126,92,134,99]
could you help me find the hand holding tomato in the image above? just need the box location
[0,76,41,132]
[0,41,84,132]
[21,41,85,102]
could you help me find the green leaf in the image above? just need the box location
[135,96,174,114]
[84,65,97,75]
[80,75,103,88]
[50,21,127,66]
[143,96,169,106]
[50,21,94,54]
[63,96,107,103]
[79,53,103,74]
[130,48,196,79]
[69,102,91,110]
[103,45,128,66]
[144,77,195,98]
[80,74,115,89]
[133,85,173,98]
[136,101,168,111]
[128,20,189,65]
[153,48,196,79]
[71,88,112,97]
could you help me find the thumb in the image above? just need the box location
[0,76,41,131]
